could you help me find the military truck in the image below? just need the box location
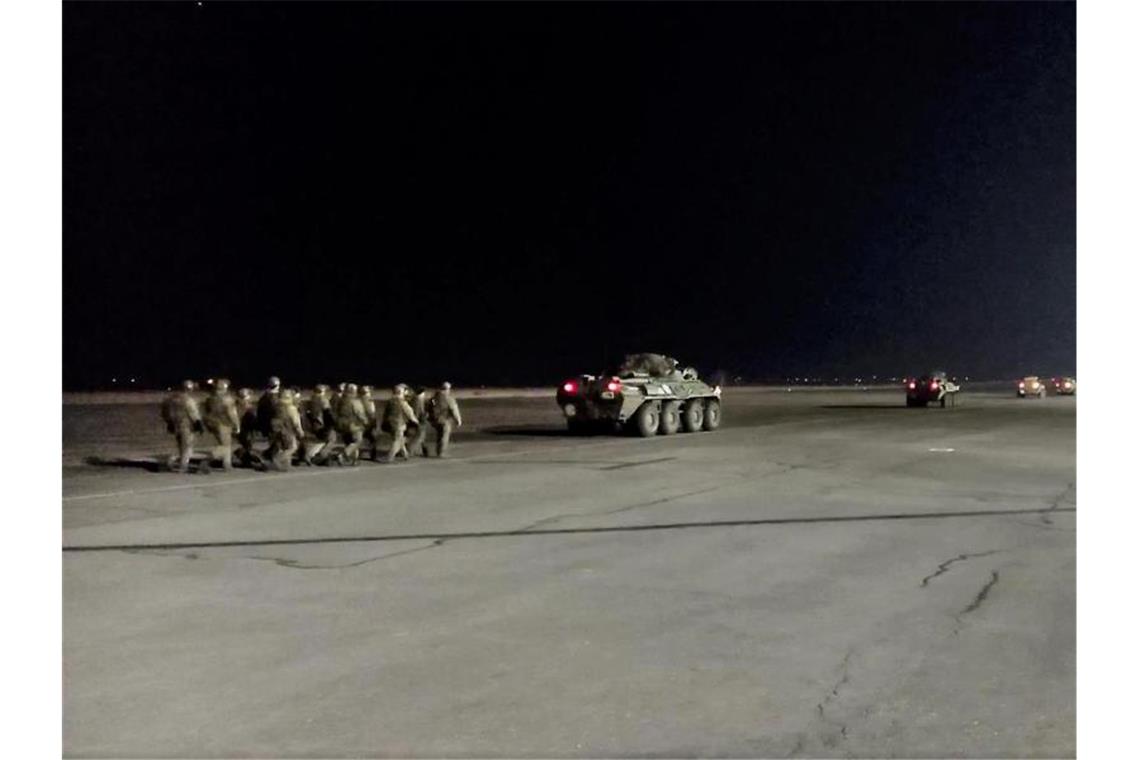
[556,353,723,436]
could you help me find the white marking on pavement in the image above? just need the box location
[928,447,956,453]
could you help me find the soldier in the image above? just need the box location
[234,387,262,467]
[266,388,305,471]
[428,381,463,458]
[302,384,339,465]
[202,378,241,471]
[382,383,419,462]
[405,385,431,457]
[329,381,347,416]
[358,385,380,461]
[256,376,282,440]
[160,379,203,473]
[336,382,369,465]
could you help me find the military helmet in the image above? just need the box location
[314,383,329,394]
[267,376,281,390]
[346,383,358,394]
[441,381,452,391]
[214,378,230,391]
[237,387,253,399]
[337,382,347,392]
[360,385,372,396]
[280,388,296,402]
[181,379,196,391]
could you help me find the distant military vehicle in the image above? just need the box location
[1017,376,1047,399]
[556,353,723,436]
[1051,377,1076,396]
[904,371,960,408]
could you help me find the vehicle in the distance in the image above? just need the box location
[1017,376,1048,399]
[904,371,961,408]
[556,353,723,436]
[1052,377,1076,396]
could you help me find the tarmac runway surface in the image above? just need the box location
[63,388,1075,758]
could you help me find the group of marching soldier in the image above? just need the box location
[160,376,463,473]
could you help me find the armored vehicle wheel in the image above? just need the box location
[906,398,917,408]
[633,402,660,437]
[659,401,680,435]
[682,400,704,432]
[702,398,722,431]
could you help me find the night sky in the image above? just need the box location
[63,1,1075,389]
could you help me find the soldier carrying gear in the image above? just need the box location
[358,385,380,461]
[336,382,369,465]
[266,388,305,471]
[405,386,432,457]
[160,379,203,473]
[329,382,348,415]
[256,376,282,439]
[618,353,680,378]
[202,378,241,471]
[382,383,419,462]
[234,388,262,467]
[428,381,463,458]
[302,384,339,465]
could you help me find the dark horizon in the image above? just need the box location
[63,1,1075,391]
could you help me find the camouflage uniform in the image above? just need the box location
[234,388,262,467]
[256,376,282,439]
[266,389,305,471]
[405,387,431,457]
[302,384,339,465]
[428,382,463,458]
[382,384,419,462]
[336,383,369,465]
[328,382,347,419]
[160,380,202,473]
[202,379,241,471]
[358,385,380,461]
[619,353,680,377]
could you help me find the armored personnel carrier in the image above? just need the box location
[904,370,961,408]
[556,353,723,436]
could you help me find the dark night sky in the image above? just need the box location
[63,1,1075,389]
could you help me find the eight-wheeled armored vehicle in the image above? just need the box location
[556,353,723,436]
[904,371,960,408]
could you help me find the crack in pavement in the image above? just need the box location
[959,570,1000,616]
[597,484,727,517]
[815,648,854,749]
[1041,481,1075,525]
[953,570,1001,635]
[122,539,447,570]
[920,550,1000,587]
[514,484,728,533]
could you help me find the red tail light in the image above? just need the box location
[1018,381,1025,388]
[606,377,622,393]
[929,381,938,391]
[561,380,579,395]
[907,381,916,390]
